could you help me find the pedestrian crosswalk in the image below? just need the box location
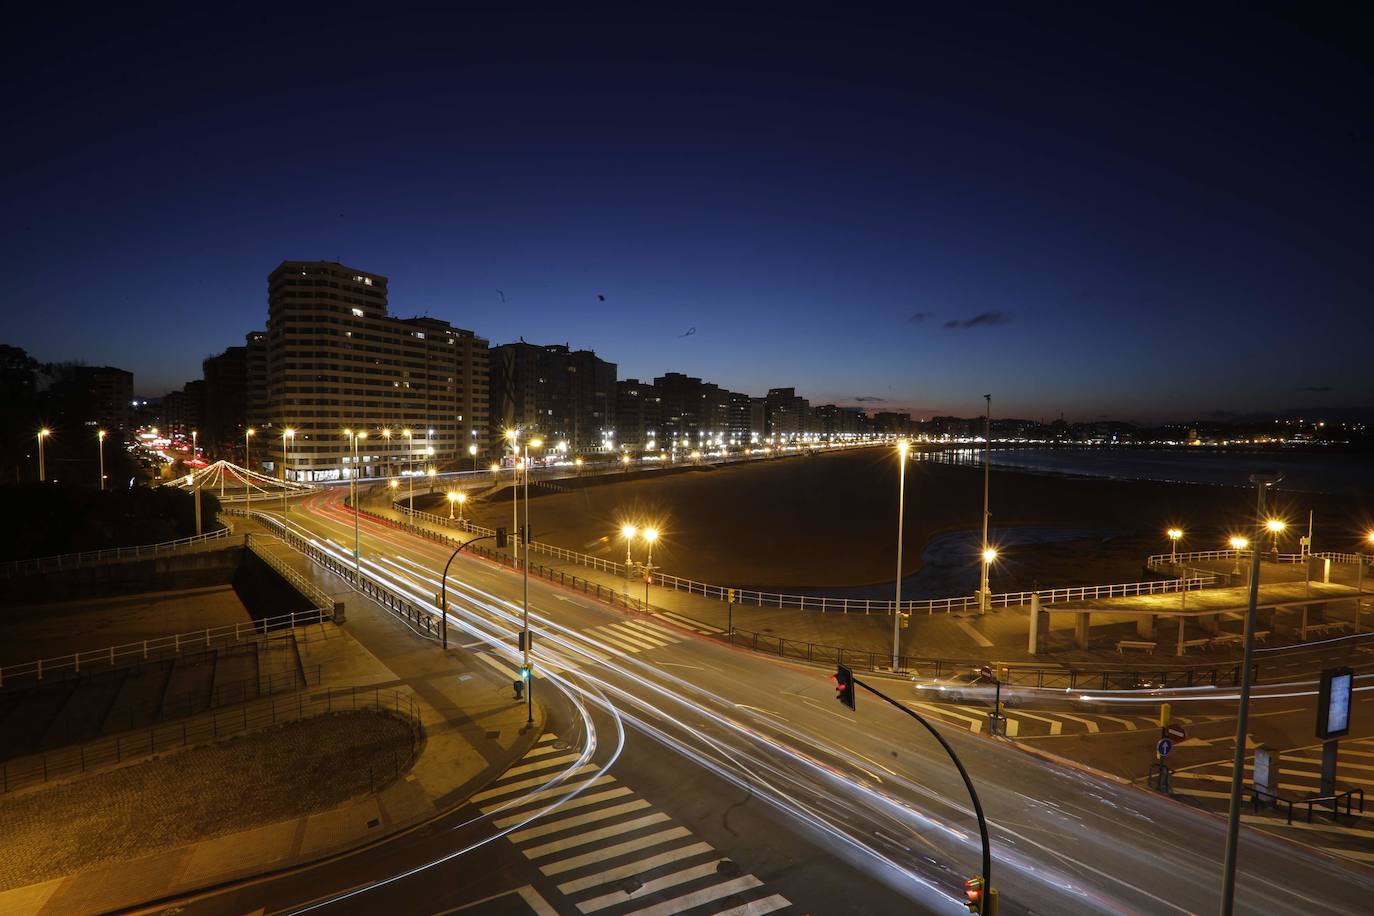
[903,699,1221,739]
[475,734,793,915]
[1166,736,1374,865]
[469,618,686,682]
[649,610,725,636]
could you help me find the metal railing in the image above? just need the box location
[383,504,1217,614]
[247,536,338,612]
[0,609,330,688]
[1146,549,1365,569]
[722,624,1249,688]
[0,526,236,578]
[1,684,420,795]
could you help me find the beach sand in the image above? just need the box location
[441,449,1367,592]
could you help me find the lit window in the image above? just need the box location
[413,331,425,339]
[351,308,364,317]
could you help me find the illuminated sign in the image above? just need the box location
[1317,667,1353,740]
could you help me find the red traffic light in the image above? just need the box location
[833,664,856,710]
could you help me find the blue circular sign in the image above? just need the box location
[1157,737,1173,757]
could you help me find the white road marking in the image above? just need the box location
[469,764,599,803]
[621,874,764,916]
[712,895,792,916]
[479,775,617,816]
[501,753,582,778]
[522,813,672,859]
[517,884,559,916]
[556,842,715,895]
[508,800,653,842]
[955,619,994,648]
[539,828,695,876]
[576,859,725,912]
[492,787,633,828]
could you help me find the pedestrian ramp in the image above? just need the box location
[474,733,793,915]
[1166,736,1374,867]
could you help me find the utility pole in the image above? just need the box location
[1219,471,1282,915]
[522,441,534,724]
[980,394,992,614]
[892,440,909,670]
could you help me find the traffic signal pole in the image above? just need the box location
[839,668,992,909]
[439,533,498,651]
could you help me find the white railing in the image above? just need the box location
[1148,549,1362,569]
[0,526,236,578]
[0,608,330,689]
[247,537,337,612]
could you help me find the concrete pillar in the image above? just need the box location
[1200,614,1220,635]
[1176,616,1187,656]
[333,600,347,624]
[1028,594,1049,654]
[1136,614,1156,640]
[1074,611,1090,650]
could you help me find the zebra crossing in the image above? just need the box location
[470,618,686,681]
[903,699,1221,738]
[649,610,724,636]
[1167,736,1374,865]
[474,734,793,915]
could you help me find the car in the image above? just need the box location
[912,671,1015,707]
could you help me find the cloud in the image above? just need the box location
[852,396,887,403]
[943,311,1008,329]
[1297,385,1334,393]
[908,311,931,323]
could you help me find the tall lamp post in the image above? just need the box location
[1266,518,1286,557]
[281,428,295,512]
[520,437,543,726]
[37,428,50,482]
[1220,472,1282,915]
[456,491,467,523]
[97,429,106,490]
[469,442,479,472]
[643,527,658,606]
[892,439,910,670]
[979,394,992,614]
[505,429,520,560]
[344,429,367,576]
[187,473,202,535]
[622,524,638,584]
[244,428,255,514]
[402,428,415,513]
[1168,528,1184,565]
[447,490,458,519]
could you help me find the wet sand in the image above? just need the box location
[444,448,1368,592]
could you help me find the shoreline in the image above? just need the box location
[451,448,1368,593]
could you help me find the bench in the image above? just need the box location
[1210,633,1244,647]
[1181,638,1212,652]
[1301,622,1348,639]
[1116,640,1156,654]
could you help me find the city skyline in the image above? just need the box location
[4,6,1369,423]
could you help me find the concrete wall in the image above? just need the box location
[0,548,244,606]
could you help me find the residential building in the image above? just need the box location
[202,345,248,458]
[245,330,268,430]
[259,261,489,481]
[616,379,661,449]
[765,387,810,438]
[490,342,617,453]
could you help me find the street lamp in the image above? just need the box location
[981,546,998,595]
[506,429,520,558]
[244,428,255,514]
[469,442,479,472]
[97,429,106,490]
[344,429,366,575]
[456,491,467,523]
[978,394,992,614]
[519,436,543,727]
[447,490,459,519]
[427,464,436,494]
[281,428,295,512]
[37,428,50,482]
[892,440,910,670]
[402,428,415,514]
[1167,528,1184,563]
[1265,518,1286,555]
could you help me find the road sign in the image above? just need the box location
[1164,723,1186,741]
[1156,737,1173,757]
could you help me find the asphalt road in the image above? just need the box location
[160,488,1374,915]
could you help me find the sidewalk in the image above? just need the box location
[1,521,545,916]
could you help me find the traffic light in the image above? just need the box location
[833,664,856,710]
[518,631,532,651]
[496,527,508,548]
[962,877,998,914]
[518,663,531,681]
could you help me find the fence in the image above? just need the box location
[0,526,236,578]
[0,609,331,688]
[1147,549,1364,569]
[247,536,338,613]
[723,626,1250,688]
[385,502,1217,614]
[1,684,420,795]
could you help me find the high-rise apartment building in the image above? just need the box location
[490,342,616,452]
[765,387,810,437]
[202,346,248,458]
[259,261,489,481]
[245,330,268,429]
[615,378,661,449]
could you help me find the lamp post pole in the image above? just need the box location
[404,428,414,513]
[892,440,909,670]
[1219,471,1282,915]
[37,429,49,482]
[521,440,541,725]
[244,428,255,514]
[281,429,294,513]
[979,394,992,614]
[97,429,106,490]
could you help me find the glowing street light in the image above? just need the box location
[281,428,295,511]
[1265,518,1286,555]
[244,428,256,514]
[37,428,50,482]
[622,524,638,575]
[447,490,459,519]
[97,429,106,490]
[893,440,910,669]
[402,427,415,513]
[469,442,478,472]
[427,465,437,494]
[456,490,467,522]
[1167,527,1184,563]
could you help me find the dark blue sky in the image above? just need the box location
[3,3,1369,421]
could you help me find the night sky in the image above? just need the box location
[3,4,1369,422]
